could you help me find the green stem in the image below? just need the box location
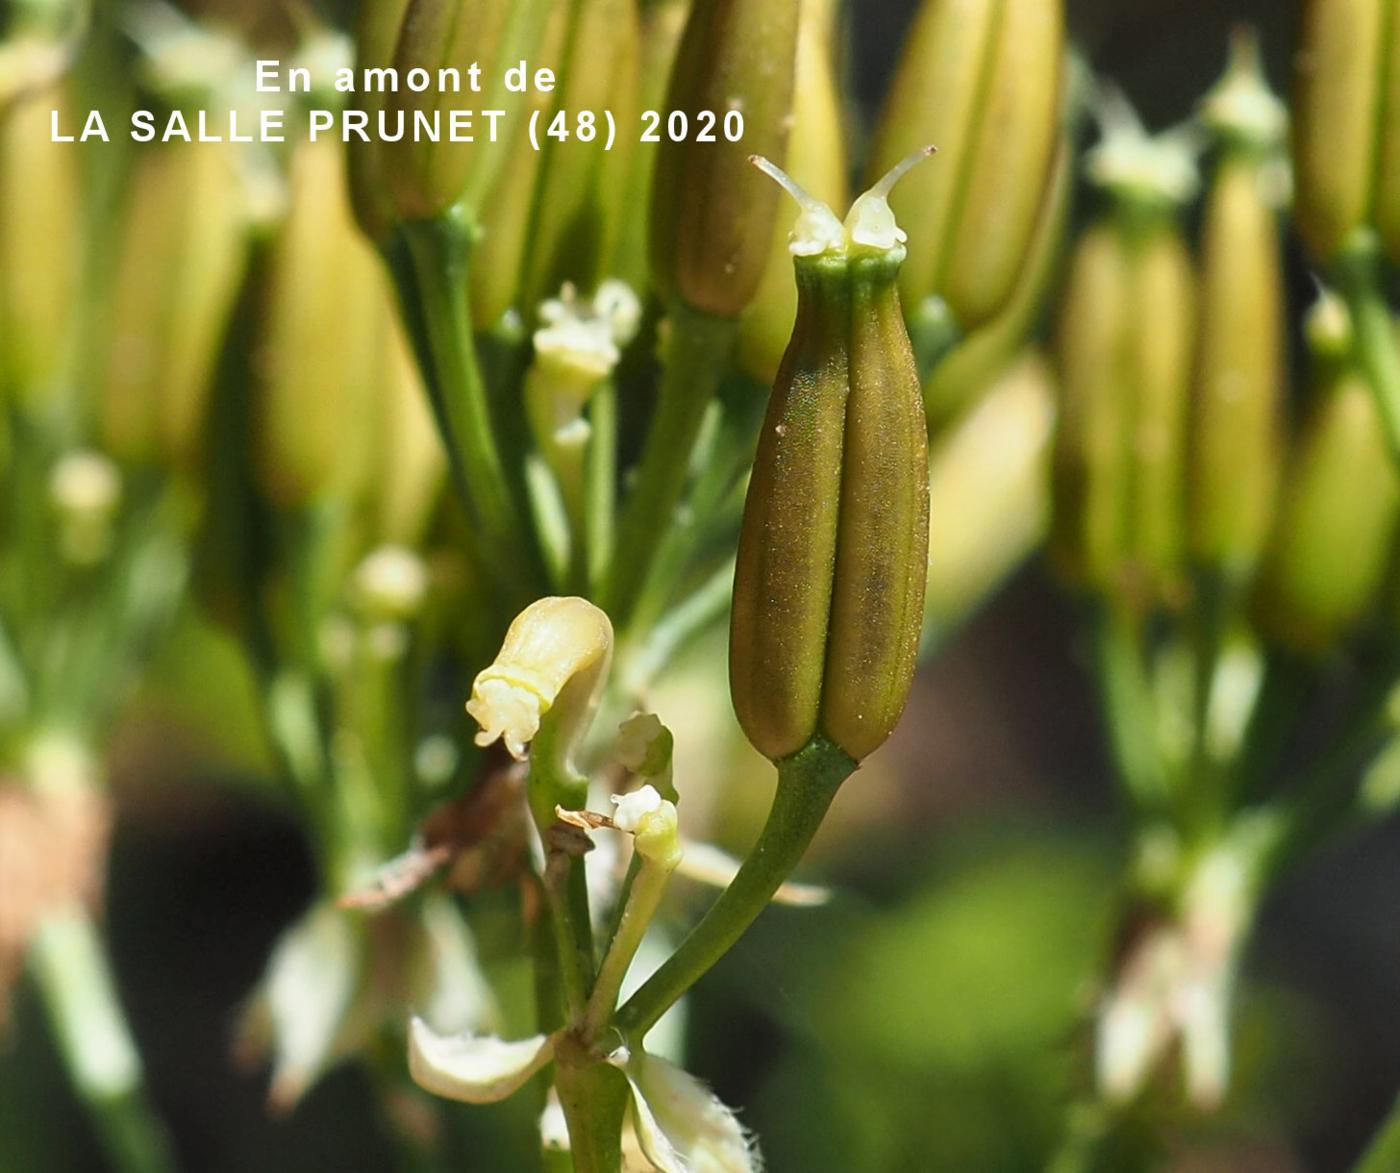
[399,215,543,606]
[614,738,855,1042]
[29,909,176,1173]
[552,1035,629,1173]
[604,301,737,624]
[1094,607,1168,816]
[584,380,617,598]
[1334,237,1400,471]
[620,558,735,696]
[1356,1094,1400,1173]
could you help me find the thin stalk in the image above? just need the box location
[1094,607,1169,815]
[584,380,617,597]
[614,738,855,1043]
[621,558,735,696]
[1334,238,1400,470]
[399,215,544,606]
[604,302,737,624]
[29,909,176,1173]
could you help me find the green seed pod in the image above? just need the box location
[921,132,1071,429]
[1255,295,1400,653]
[384,0,552,223]
[1189,142,1285,580]
[519,0,641,312]
[347,0,413,245]
[99,142,249,471]
[252,138,384,509]
[0,81,80,415]
[649,0,800,318]
[1292,0,1393,262]
[868,0,1064,334]
[1376,4,1400,263]
[730,152,931,764]
[1051,214,1195,609]
[736,0,847,386]
[610,0,690,291]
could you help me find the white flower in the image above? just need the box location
[408,1018,555,1105]
[619,1050,761,1173]
[611,785,665,833]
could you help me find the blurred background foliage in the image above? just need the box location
[8,0,1400,1171]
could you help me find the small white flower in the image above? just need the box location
[611,785,664,833]
[620,1051,761,1173]
[407,1018,554,1105]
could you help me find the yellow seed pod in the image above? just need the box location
[868,0,1064,333]
[736,0,847,386]
[1375,1,1400,263]
[252,138,383,508]
[922,133,1071,429]
[1052,214,1195,609]
[0,83,81,414]
[924,351,1054,635]
[369,317,445,547]
[99,142,249,471]
[1292,0,1391,262]
[649,0,800,318]
[1256,301,1400,653]
[1188,153,1285,580]
[384,0,552,222]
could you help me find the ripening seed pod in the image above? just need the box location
[0,83,81,414]
[736,0,847,386]
[346,0,413,244]
[921,134,1071,428]
[868,0,1064,334]
[730,152,931,764]
[610,0,691,291]
[253,139,380,507]
[1255,295,1400,653]
[1051,212,1196,609]
[384,0,553,222]
[369,319,445,547]
[1292,0,1400,263]
[649,0,800,318]
[519,0,642,313]
[99,142,249,471]
[1190,43,1287,579]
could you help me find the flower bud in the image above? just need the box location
[0,82,81,413]
[467,596,613,763]
[736,0,847,385]
[649,0,800,318]
[49,450,121,567]
[99,142,250,471]
[1255,296,1400,654]
[868,0,1064,333]
[730,153,931,763]
[1292,0,1398,262]
[1051,213,1195,609]
[384,0,553,222]
[1189,106,1286,579]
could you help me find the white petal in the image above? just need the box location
[611,785,663,831]
[540,1086,570,1153]
[408,1019,554,1104]
[626,1053,760,1173]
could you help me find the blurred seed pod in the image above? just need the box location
[1189,120,1286,580]
[0,82,81,416]
[1292,0,1398,262]
[383,0,553,223]
[1255,295,1400,654]
[368,319,445,548]
[649,0,800,318]
[253,139,378,507]
[346,0,413,245]
[99,142,250,471]
[924,350,1055,640]
[868,0,1064,334]
[1051,213,1196,610]
[610,0,691,292]
[736,0,847,386]
[518,0,642,313]
[921,133,1071,429]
